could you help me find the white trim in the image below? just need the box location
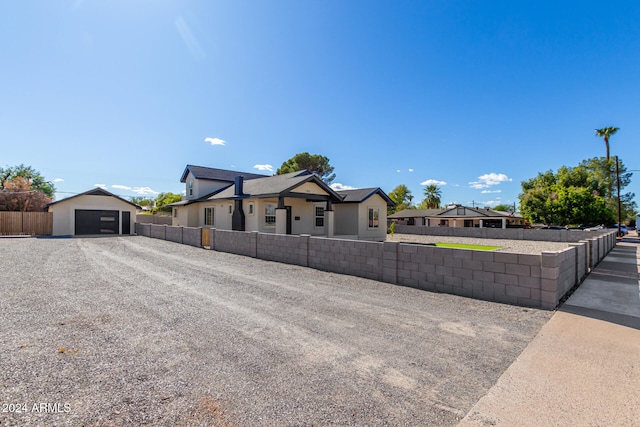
[368,206,380,229]
[204,206,215,226]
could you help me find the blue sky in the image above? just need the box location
[2,1,639,208]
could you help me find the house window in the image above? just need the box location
[189,180,193,196]
[173,208,177,218]
[228,205,232,214]
[204,207,214,226]
[248,203,254,215]
[440,219,449,226]
[265,204,276,226]
[315,205,324,227]
[368,207,379,228]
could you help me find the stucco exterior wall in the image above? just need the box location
[49,194,137,236]
[333,203,359,236]
[176,194,388,240]
[172,203,199,227]
[356,194,388,241]
[290,182,329,196]
[184,172,229,200]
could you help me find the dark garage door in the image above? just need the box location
[75,210,120,235]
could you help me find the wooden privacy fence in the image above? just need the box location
[0,212,52,236]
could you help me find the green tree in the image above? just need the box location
[131,197,154,207]
[388,184,413,214]
[276,152,336,184]
[594,127,619,161]
[518,157,636,226]
[493,204,514,212]
[153,192,182,213]
[422,185,442,209]
[0,164,55,197]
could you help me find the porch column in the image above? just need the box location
[479,219,483,228]
[324,210,334,238]
[502,218,506,229]
[276,208,287,235]
[453,219,457,228]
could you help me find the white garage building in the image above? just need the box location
[46,188,139,236]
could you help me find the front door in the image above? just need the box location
[122,211,131,234]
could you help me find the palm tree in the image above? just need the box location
[595,127,619,160]
[423,185,442,209]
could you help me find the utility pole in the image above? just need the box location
[616,156,622,238]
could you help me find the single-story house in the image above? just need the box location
[389,205,526,228]
[170,165,394,241]
[46,188,140,236]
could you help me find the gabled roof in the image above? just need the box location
[336,188,395,206]
[207,171,343,201]
[46,187,141,210]
[388,205,523,219]
[180,165,269,183]
[437,205,522,218]
[388,208,445,218]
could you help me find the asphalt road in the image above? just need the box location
[0,236,552,426]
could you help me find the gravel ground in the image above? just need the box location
[0,236,552,426]
[387,233,572,254]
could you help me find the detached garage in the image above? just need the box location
[46,188,140,236]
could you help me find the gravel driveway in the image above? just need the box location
[0,236,551,426]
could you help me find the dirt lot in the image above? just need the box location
[0,236,551,426]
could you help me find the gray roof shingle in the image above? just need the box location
[207,171,343,201]
[336,188,394,205]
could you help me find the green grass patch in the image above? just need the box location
[434,242,502,251]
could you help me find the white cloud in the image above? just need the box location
[331,183,357,191]
[408,169,414,172]
[469,181,488,189]
[481,189,502,194]
[112,185,132,190]
[53,178,64,182]
[253,164,274,172]
[205,137,226,146]
[479,173,511,186]
[420,179,447,186]
[94,184,106,189]
[482,200,501,206]
[132,187,159,195]
[396,169,401,173]
[469,172,511,189]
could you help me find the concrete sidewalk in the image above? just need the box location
[459,237,640,426]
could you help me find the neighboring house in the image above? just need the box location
[170,165,393,241]
[46,188,140,236]
[389,205,526,229]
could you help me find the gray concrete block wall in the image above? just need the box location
[395,224,614,243]
[136,215,172,225]
[165,226,183,244]
[257,234,307,266]
[309,237,383,281]
[136,223,151,237]
[589,238,598,269]
[215,229,257,258]
[150,224,166,240]
[137,226,617,310]
[393,245,545,307]
[569,242,588,283]
[382,242,399,284]
[183,227,201,247]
